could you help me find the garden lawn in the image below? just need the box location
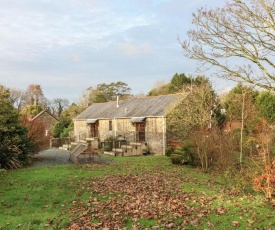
[0,156,274,229]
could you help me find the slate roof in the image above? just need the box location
[74,94,186,120]
[31,110,59,122]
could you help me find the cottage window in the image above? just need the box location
[109,120,112,131]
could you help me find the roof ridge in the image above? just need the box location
[75,93,187,120]
[89,93,186,105]
[31,110,59,121]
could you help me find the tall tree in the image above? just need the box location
[96,81,132,102]
[9,87,25,110]
[223,84,260,163]
[20,104,43,119]
[84,81,132,104]
[52,98,69,119]
[148,73,208,96]
[182,0,275,91]
[24,84,46,107]
[0,87,31,169]
[166,81,218,140]
[255,91,275,124]
[224,84,258,126]
[51,103,80,138]
[170,73,191,92]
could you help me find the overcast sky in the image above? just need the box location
[0,0,231,103]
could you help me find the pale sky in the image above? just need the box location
[0,0,231,103]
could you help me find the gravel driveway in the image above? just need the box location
[31,148,112,167]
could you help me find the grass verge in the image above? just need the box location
[0,155,273,229]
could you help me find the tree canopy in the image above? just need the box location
[83,81,132,105]
[166,81,219,139]
[51,103,81,138]
[255,91,275,123]
[0,87,31,169]
[148,73,209,96]
[24,84,47,107]
[182,0,275,91]
[51,98,69,119]
[20,104,43,119]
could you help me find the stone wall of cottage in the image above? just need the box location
[99,119,135,140]
[145,117,166,156]
[74,120,89,140]
[74,117,166,155]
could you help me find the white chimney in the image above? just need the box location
[116,95,119,108]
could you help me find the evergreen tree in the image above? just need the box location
[255,91,275,124]
[0,87,31,169]
[148,73,209,96]
[52,103,80,138]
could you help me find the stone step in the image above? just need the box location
[129,142,142,146]
[59,146,69,150]
[79,140,87,143]
[86,137,95,141]
[104,151,115,156]
[112,148,124,153]
[121,145,133,149]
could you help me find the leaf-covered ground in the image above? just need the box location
[65,162,274,230]
[1,156,274,229]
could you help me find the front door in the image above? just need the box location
[136,122,145,142]
[90,123,99,138]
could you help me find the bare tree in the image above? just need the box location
[9,88,25,110]
[182,0,275,91]
[52,98,69,118]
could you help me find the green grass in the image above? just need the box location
[0,166,86,229]
[0,155,274,229]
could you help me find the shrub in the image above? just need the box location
[0,89,32,169]
[223,163,255,194]
[165,146,174,156]
[21,117,50,154]
[187,129,240,172]
[52,116,71,138]
[103,136,115,151]
[170,154,183,164]
[170,142,195,165]
[253,160,275,201]
[174,145,194,165]
[61,122,74,138]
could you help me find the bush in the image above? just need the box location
[253,160,275,201]
[170,154,183,164]
[21,117,50,154]
[103,136,115,151]
[0,89,32,169]
[174,146,194,165]
[165,146,174,156]
[52,116,71,138]
[223,164,255,194]
[187,129,240,172]
[169,141,195,165]
[61,122,74,138]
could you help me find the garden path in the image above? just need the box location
[31,148,111,167]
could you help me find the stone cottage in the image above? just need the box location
[73,94,185,156]
[31,110,59,136]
